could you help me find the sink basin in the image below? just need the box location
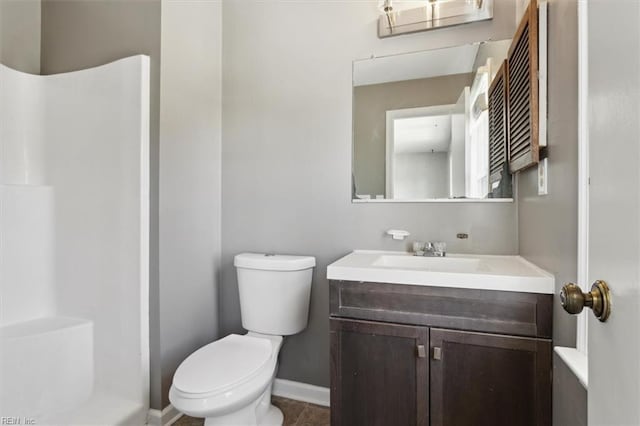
[372,255,480,273]
[327,250,554,294]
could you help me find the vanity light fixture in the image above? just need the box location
[380,0,394,33]
[381,0,393,12]
[378,0,494,38]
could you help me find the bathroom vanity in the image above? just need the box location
[327,251,554,426]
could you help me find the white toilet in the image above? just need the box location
[169,253,316,426]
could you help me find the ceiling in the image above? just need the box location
[353,43,480,87]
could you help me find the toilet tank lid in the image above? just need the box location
[234,253,316,271]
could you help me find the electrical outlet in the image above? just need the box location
[538,158,548,195]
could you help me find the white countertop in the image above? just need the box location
[326,250,555,294]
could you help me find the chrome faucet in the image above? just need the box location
[413,241,446,257]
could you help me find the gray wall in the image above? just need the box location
[554,353,587,426]
[516,0,587,423]
[0,0,41,73]
[353,73,474,197]
[158,0,222,409]
[394,152,448,199]
[221,0,518,388]
[40,0,222,410]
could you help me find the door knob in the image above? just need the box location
[560,280,611,322]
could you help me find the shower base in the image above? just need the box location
[41,391,147,426]
[0,317,93,421]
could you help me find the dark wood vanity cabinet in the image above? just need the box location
[329,280,552,426]
[430,328,551,426]
[330,319,429,426]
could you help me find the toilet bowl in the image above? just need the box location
[169,333,283,425]
[169,253,315,425]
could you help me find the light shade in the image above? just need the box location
[378,0,494,38]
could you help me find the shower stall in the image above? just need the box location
[0,56,150,425]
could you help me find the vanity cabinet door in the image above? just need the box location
[430,328,551,426]
[330,318,428,426]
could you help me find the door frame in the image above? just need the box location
[553,0,589,390]
[576,0,589,356]
[385,104,455,198]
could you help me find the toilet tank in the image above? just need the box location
[234,253,315,336]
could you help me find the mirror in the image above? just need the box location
[352,40,513,202]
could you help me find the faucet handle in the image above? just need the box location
[412,241,425,253]
[432,241,447,256]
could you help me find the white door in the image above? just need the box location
[587,1,640,424]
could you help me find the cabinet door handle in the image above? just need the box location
[417,344,426,358]
[433,346,442,360]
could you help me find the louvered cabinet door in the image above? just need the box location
[488,61,509,187]
[507,0,539,173]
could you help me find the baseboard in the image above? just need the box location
[147,403,182,426]
[272,378,330,407]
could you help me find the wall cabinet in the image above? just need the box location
[507,0,540,173]
[330,280,552,426]
[488,0,544,179]
[488,61,509,187]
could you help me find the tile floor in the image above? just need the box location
[172,396,330,426]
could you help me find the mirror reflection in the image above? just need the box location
[352,40,513,202]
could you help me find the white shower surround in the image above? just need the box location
[0,56,150,424]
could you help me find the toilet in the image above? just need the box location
[169,253,316,426]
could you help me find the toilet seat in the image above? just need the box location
[169,333,283,419]
[173,334,273,397]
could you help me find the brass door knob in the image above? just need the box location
[560,280,611,322]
